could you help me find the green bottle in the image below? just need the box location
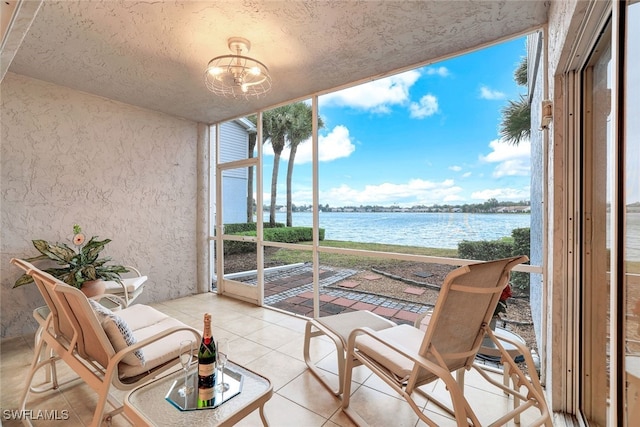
[197,313,216,407]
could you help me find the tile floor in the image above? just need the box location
[0,293,552,426]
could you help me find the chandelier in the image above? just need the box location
[204,37,272,99]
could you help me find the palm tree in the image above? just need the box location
[284,103,323,226]
[499,57,530,145]
[246,115,258,223]
[262,106,291,227]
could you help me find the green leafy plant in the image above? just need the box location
[13,226,128,289]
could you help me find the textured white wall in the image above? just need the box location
[1,73,200,338]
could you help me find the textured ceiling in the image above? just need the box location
[6,1,548,124]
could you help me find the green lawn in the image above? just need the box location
[268,240,458,269]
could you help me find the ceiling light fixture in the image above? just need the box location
[204,37,272,99]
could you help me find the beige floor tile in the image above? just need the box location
[213,313,269,336]
[328,408,359,427]
[322,418,347,427]
[343,384,422,427]
[243,322,303,350]
[236,393,327,427]
[275,334,312,362]
[316,353,373,386]
[428,376,514,424]
[246,306,298,324]
[277,370,343,418]
[225,336,273,365]
[274,312,309,333]
[244,350,308,391]
[303,334,342,364]
[360,373,428,408]
[1,293,553,427]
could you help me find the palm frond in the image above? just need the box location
[499,95,531,145]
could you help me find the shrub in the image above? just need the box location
[509,227,531,290]
[222,225,323,255]
[457,240,514,261]
[458,227,531,292]
[222,222,285,234]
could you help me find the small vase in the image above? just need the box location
[489,316,498,331]
[81,279,106,298]
[481,317,499,349]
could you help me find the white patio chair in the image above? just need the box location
[11,258,200,427]
[102,265,147,306]
[341,256,552,427]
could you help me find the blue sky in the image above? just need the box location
[263,36,533,208]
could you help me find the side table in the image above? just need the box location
[124,361,272,426]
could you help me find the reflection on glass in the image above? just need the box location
[625,3,640,426]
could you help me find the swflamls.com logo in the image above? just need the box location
[2,409,70,420]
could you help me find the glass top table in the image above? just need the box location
[124,361,272,426]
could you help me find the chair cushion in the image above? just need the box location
[316,310,397,345]
[89,300,145,367]
[355,324,425,382]
[118,316,197,379]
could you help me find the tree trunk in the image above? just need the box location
[285,144,298,227]
[269,153,281,227]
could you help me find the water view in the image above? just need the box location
[266,211,531,249]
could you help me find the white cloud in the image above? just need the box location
[409,94,439,118]
[471,187,531,200]
[263,125,355,164]
[479,85,506,100]
[319,70,420,113]
[462,172,472,178]
[479,139,530,177]
[492,159,530,177]
[320,178,461,207]
[426,66,450,77]
[449,165,462,172]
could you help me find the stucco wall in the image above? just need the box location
[528,30,545,359]
[1,73,199,338]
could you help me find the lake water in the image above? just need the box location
[266,211,531,249]
[265,211,640,260]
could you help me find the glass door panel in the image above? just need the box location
[214,117,261,305]
[580,21,612,425]
[625,2,640,425]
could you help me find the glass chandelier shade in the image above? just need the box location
[204,37,272,99]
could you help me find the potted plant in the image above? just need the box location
[13,225,128,297]
[488,283,513,331]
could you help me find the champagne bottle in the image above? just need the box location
[197,313,216,407]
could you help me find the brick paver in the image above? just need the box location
[393,310,420,323]
[216,263,434,325]
[332,297,357,307]
[351,301,378,311]
[372,306,399,317]
[338,280,360,288]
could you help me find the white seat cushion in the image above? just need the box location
[103,276,147,293]
[89,300,145,367]
[355,324,424,381]
[117,305,197,379]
